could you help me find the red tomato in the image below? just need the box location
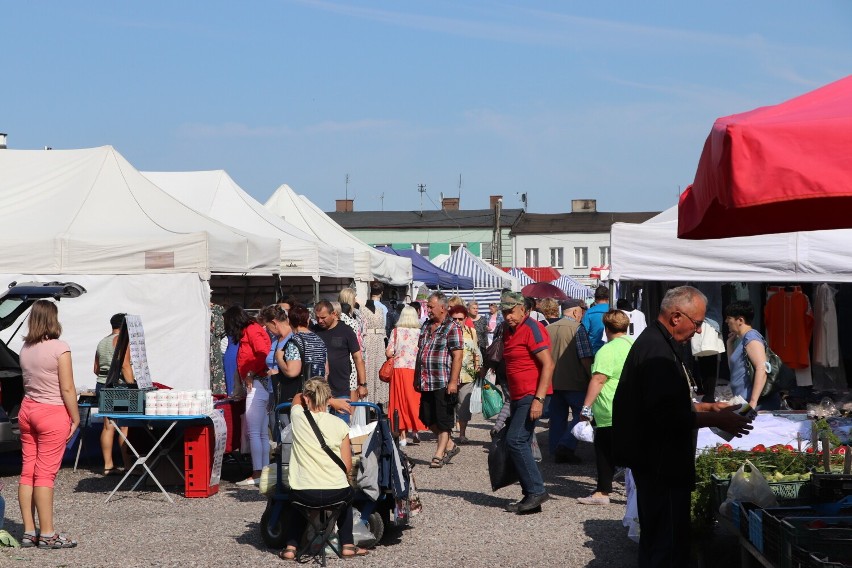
[831,446,847,455]
[752,444,767,453]
[784,445,795,452]
[806,447,815,454]
[718,444,733,452]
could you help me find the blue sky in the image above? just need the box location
[2,1,851,214]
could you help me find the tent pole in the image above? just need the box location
[313,280,320,303]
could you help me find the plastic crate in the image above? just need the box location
[780,519,852,568]
[737,501,762,539]
[184,425,218,498]
[750,509,765,552]
[791,537,852,568]
[761,507,830,568]
[709,475,813,510]
[99,388,145,414]
[812,475,852,503]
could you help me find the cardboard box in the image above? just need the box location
[350,433,369,455]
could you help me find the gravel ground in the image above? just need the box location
[0,418,710,568]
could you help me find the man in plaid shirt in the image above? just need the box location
[416,292,463,469]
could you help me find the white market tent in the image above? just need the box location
[551,275,595,299]
[439,247,520,291]
[264,184,412,286]
[0,146,282,390]
[610,205,852,282]
[508,268,535,287]
[143,170,354,280]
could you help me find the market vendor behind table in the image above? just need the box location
[612,285,754,568]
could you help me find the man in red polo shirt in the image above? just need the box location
[499,291,554,514]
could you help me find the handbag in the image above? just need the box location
[379,328,396,383]
[484,324,503,368]
[275,334,311,404]
[481,378,504,419]
[379,358,394,383]
[745,340,796,397]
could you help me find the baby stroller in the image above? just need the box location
[259,401,411,552]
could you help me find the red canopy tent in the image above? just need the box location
[678,75,852,239]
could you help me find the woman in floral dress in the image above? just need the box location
[361,300,388,406]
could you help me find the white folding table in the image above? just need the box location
[98,413,210,503]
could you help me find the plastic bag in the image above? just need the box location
[469,379,483,415]
[719,459,778,517]
[481,378,504,419]
[351,406,368,428]
[487,427,519,491]
[571,420,595,443]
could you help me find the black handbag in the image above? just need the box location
[484,323,504,368]
[274,334,312,405]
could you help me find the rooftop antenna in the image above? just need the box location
[380,192,385,211]
[417,183,426,215]
[345,174,350,201]
[458,173,462,200]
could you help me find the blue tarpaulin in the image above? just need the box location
[376,247,475,290]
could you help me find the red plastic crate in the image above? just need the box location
[184,425,219,498]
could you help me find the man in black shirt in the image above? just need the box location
[313,300,367,402]
[613,286,752,568]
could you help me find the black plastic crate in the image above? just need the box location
[99,387,145,414]
[780,519,852,568]
[812,475,852,503]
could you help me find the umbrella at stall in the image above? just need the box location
[521,282,568,301]
[678,75,852,239]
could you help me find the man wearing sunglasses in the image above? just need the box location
[613,286,753,567]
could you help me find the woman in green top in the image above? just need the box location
[578,309,633,505]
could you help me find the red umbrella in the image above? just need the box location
[522,282,568,301]
[678,75,852,239]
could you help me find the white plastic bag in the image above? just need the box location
[719,459,778,517]
[469,379,483,415]
[571,420,595,443]
[351,406,367,428]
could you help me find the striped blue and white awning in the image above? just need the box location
[439,247,514,289]
[551,275,594,299]
[507,268,535,287]
[452,289,503,306]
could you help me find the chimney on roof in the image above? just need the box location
[335,199,354,212]
[571,199,597,213]
[0,133,7,149]
[489,195,503,208]
[441,197,460,211]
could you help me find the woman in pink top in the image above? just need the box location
[17,300,80,549]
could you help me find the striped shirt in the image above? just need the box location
[284,332,328,379]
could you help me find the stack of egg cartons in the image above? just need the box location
[143,389,214,416]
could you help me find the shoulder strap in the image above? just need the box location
[301,401,348,474]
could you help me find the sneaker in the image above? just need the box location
[504,500,522,513]
[399,439,407,447]
[577,494,610,505]
[517,492,550,514]
[235,477,259,487]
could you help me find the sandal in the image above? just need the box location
[20,532,38,548]
[429,456,444,469]
[103,467,125,476]
[341,544,369,558]
[443,445,461,464]
[38,533,77,549]
[278,546,297,561]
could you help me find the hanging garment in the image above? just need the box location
[764,286,814,369]
[812,283,840,367]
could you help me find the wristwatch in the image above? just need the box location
[358,383,367,387]
[533,396,545,404]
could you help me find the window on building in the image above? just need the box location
[550,247,564,268]
[599,246,611,265]
[414,243,430,258]
[525,248,539,267]
[574,247,588,268]
[481,242,493,261]
[450,243,466,253]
